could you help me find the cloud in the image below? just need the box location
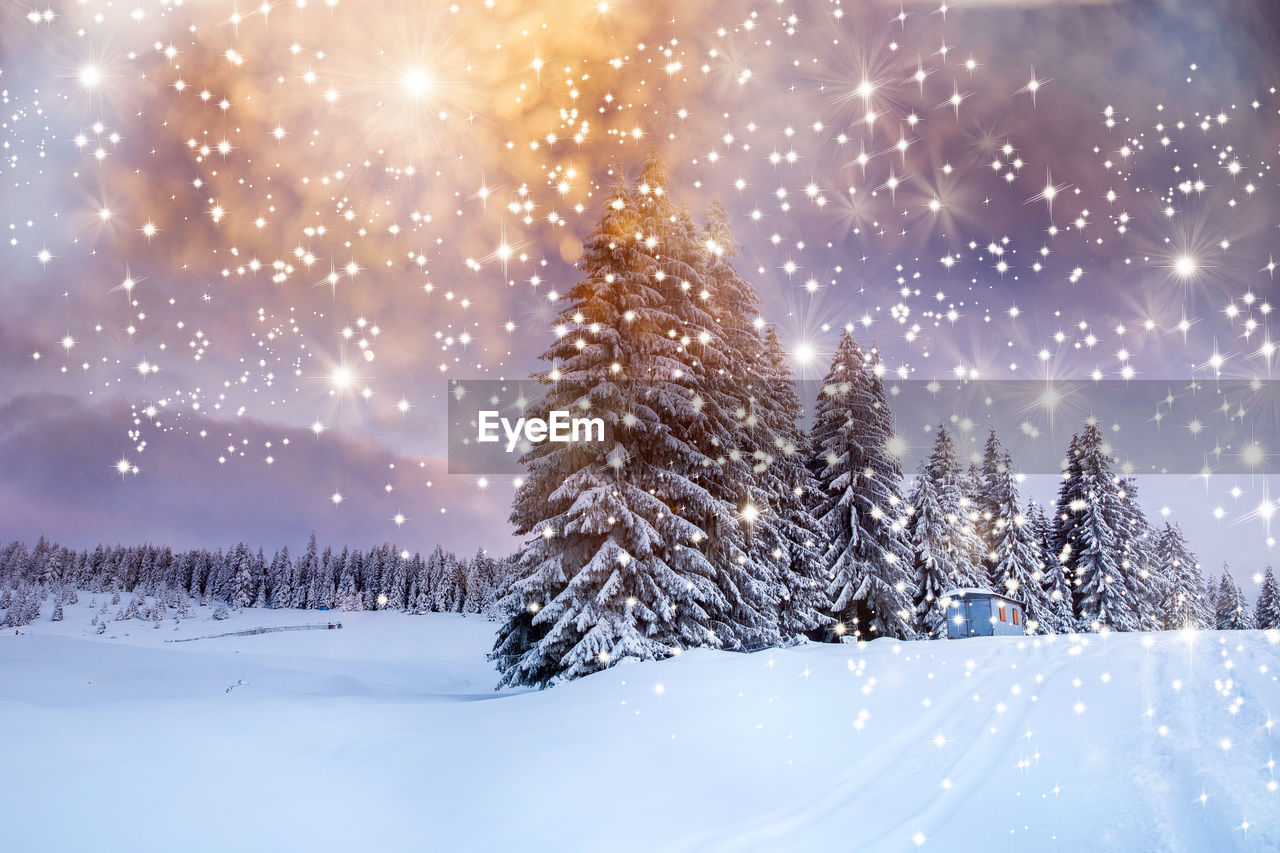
[0,393,513,558]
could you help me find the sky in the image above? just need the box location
[2,0,1280,589]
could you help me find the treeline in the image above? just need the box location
[490,151,1280,688]
[0,534,508,628]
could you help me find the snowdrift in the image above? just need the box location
[1,599,1277,851]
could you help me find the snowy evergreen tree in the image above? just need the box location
[808,329,914,640]
[493,164,749,687]
[906,459,952,639]
[463,549,497,614]
[979,432,1053,632]
[697,200,803,646]
[295,535,318,609]
[268,547,291,609]
[906,425,985,637]
[1255,566,1280,630]
[1054,423,1141,631]
[1028,501,1073,633]
[313,547,335,610]
[1154,523,1212,629]
[1111,477,1163,631]
[385,549,411,612]
[336,548,361,611]
[757,327,831,640]
[936,432,986,590]
[228,543,254,610]
[657,179,776,649]
[251,548,268,608]
[1214,570,1254,629]
[410,553,432,614]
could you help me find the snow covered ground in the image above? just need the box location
[1,597,1277,851]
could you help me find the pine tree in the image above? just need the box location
[410,553,432,614]
[251,548,268,608]
[1214,570,1254,629]
[386,549,411,612]
[1154,523,1212,629]
[295,535,319,609]
[1054,423,1140,631]
[313,547,335,610]
[756,327,831,640]
[1029,501,1073,633]
[1255,566,1280,630]
[655,178,776,650]
[980,432,1053,632]
[493,166,744,687]
[336,549,361,611]
[463,549,498,614]
[906,460,952,639]
[1112,478,1163,631]
[228,543,254,610]
[268,547,291,609]
[808,329,914,640]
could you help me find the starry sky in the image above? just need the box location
[3,0,1280,588]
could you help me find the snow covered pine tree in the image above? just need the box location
[808,328,915,640]
[492,155,778,687]
[1256,566,1280,629]
[1054,423,1143,631]
[977,430,1053,633]
[1154,523,1212,629]
[1214,570,1254,630]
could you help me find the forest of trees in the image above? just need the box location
[488,152,1280,687]
[0,535,505,628]
[3,153,1279,688]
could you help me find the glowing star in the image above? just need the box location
[402,67,433,97]
[79,64,102,89]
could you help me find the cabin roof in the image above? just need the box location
[940,587,1022,604]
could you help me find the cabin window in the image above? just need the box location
[998,605,1007,622]
[1012,609,1020,626]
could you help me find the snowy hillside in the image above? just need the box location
[1,598,1277,851]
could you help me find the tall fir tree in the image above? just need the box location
[1111,477,1163,631]
[296,534,318,609]
[929,426,985,588]
[493,164,751,687]
[1214,570,1254,629]
[979,432,1053,632]
[749,326,831,639]
[1153,523,1212,629]
[268,546,291,610]
[1054,423,1141,631]
[1030,500,1074,633]
[228,543,254,610]
[1254,566,1280,629]
[808,329,915,640]
[906,457,952,639]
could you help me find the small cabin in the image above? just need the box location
[942,588,1025,638]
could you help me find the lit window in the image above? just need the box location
[998,605,1007,622]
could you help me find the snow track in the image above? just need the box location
[1,601,1277,852]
